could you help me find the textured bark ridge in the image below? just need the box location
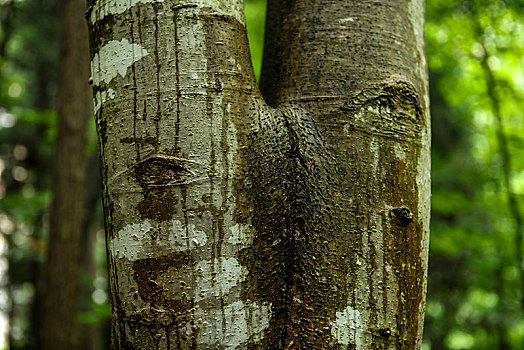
[88,0,430,349]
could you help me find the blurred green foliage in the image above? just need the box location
[424,0,524,349]
[0,0,522,349]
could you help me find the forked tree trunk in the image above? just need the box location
[87,0,430,349]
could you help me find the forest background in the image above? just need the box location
[0,0,523,349]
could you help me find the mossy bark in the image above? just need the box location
[88,0,430,349]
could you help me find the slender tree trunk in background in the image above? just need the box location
[78,225,101,350]
[470,10,523,349]
[29,14,62,346]
[78,156,103,350]
[88,0,430,348]
[39,0,91,348]
[477,27,521,350]
[0,0,15,69]
[25,1,63,340]
[478,43,523,308]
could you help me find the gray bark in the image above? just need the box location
[88,0,430,348]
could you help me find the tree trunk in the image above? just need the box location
[39,0,91,348]
[0,0,15,65]
[88,0,430,349]
[78,156,104,350]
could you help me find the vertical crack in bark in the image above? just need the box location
[172,7,181,154]
[136,8,148,125]
[130,7,141,160]
[152,3,161,140]
[282,113,309,171]
[281,112,307,349]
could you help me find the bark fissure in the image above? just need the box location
[172,7,181,154]
[130,7,141,160]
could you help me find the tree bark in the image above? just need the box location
[88,0,430,349]
[39,0,91,348]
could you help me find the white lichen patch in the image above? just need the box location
[110,219,208,261]
[416,130,431,248]
[339,17,355,23]
[394,143,407,160]
[194,257,244,301]
[89,0,164,24]
[343,104,386,134]
[192,257,272,346]
[93,88,115,114]
[110,220,152,261]
[194,300,271,349]
[169,220,208,250]
[91,39,148,86]
[370,138,380,173]
[331,305,363,348]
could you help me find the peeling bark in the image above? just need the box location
[88,0,430,349]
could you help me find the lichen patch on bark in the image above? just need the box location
[331,305,363,348]
[94,88,115,114]
[90,38,148,86]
